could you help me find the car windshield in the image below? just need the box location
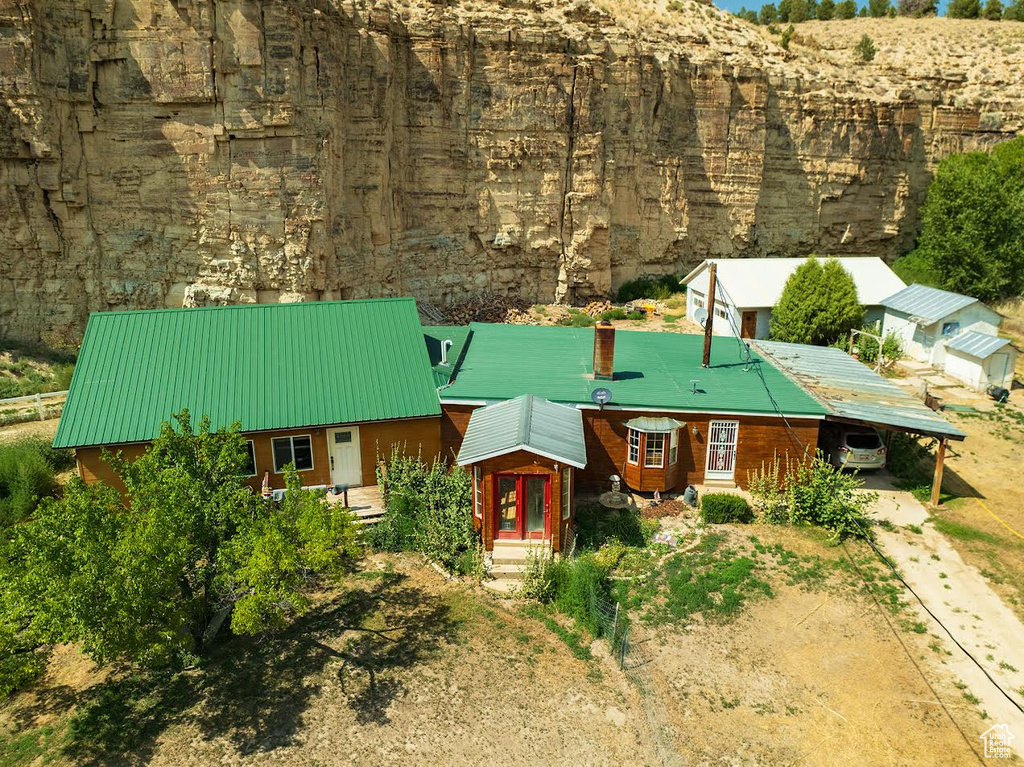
[846,432,881,449]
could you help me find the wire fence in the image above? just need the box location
[592,592,681,767]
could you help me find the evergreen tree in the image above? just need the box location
[947,0,982,16]
[836,0,859,16]
[1006,0,1024,19]
[898,0,938,16]
[858,5,869,15]
[760,2,780,23]
[983,0,1004,18]
[869,0,892,15]
[769,257,865,345]
[818,0,836,19]
[855,33,877,61]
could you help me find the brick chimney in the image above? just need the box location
[593,320,615,380]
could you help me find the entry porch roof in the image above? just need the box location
[456,394,587,469]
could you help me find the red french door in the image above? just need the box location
[494,474,551,540]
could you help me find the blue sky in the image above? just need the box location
[712,0,951,15]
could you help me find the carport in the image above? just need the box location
[753,341,967,506]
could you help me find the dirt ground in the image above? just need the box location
[1,539,998,766]
[640,526,992,766]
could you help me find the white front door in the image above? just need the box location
[705,420,739,480]
[328,427,362,487]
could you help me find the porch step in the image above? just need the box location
[702,479,739,489]
[490,563,528,579]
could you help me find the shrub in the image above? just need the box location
[556,309,596,327]
[779,24,795,50]
[574,503,657,549]
[856,327,903,366]
[0,439,70,527]
[521,551,611,638]
[855,34,877,62]
[700,493,753,524]
[769,256,865,345]
[615,275,680,303]
[369,447,481,575]
[598,308,645,322]
[747,451,876,541]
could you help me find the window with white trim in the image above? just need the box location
[561,467,571,520]
[669,429,679,465]
[714,305,728,320]
[473,466,482,519]
[271,435,314,472]
[241,440,257,477]
[627,430,640,465]
[645,432,665,468]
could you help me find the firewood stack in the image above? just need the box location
[445,295,534,325]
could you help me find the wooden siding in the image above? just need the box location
[472,450,567,552]
[441,403,819,492]
[75,416,441,493]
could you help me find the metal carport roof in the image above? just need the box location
[753,341,965,441]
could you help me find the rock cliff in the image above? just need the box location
[1,0,1021,342]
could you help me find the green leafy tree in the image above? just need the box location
[1006,0,1024,19]
[983,0,1004,17]
[869,0,892,15]
[0,411,360,685]
[855,33,877,61]
[913,137,1024,302]
[737,5,761,22]
[948,0,982,15]
[769,256,865,345]
[818,0,836,19]
[836,0,859,15]
[759,2,779,23]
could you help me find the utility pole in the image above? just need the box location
[702,262,717,368]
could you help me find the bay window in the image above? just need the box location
[645,432,665,468]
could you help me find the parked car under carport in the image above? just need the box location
[819,424,887,471]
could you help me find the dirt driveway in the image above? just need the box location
[864,473,1024,731]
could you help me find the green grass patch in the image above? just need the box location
[615,275,681,302]
[931,517,1003,546]
[521,604,592,660]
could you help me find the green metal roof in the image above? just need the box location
[423,325,472,387]
[55,298,441,448]
[442,324,826,418]
[456,394,587,468]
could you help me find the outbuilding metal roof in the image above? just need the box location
[680,257,906,309]
[54,298,441,448]
[879,283,977,324]
[944,331,1013,359]
[753,341,965,441]
[456,394,587,468]
[442,323,825,418]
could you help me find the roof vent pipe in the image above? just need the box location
[593,320,615,380]
[441,339,453,365]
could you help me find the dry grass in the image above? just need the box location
[994,296,1024,383]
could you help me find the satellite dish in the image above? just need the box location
[591,387,613,406]
[694,307,709,327]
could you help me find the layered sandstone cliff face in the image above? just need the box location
[1,0,1021,342]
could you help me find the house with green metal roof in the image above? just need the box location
[431,320,827,555]
[60,298,444,492]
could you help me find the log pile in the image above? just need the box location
[445,295,535,325]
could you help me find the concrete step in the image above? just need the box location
[490,563,527,579]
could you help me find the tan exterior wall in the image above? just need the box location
[75,416,441,493]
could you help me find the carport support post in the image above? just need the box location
[930,438,947,507]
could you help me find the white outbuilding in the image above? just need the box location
[680,257,906,339]
[880,283,1018,392]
